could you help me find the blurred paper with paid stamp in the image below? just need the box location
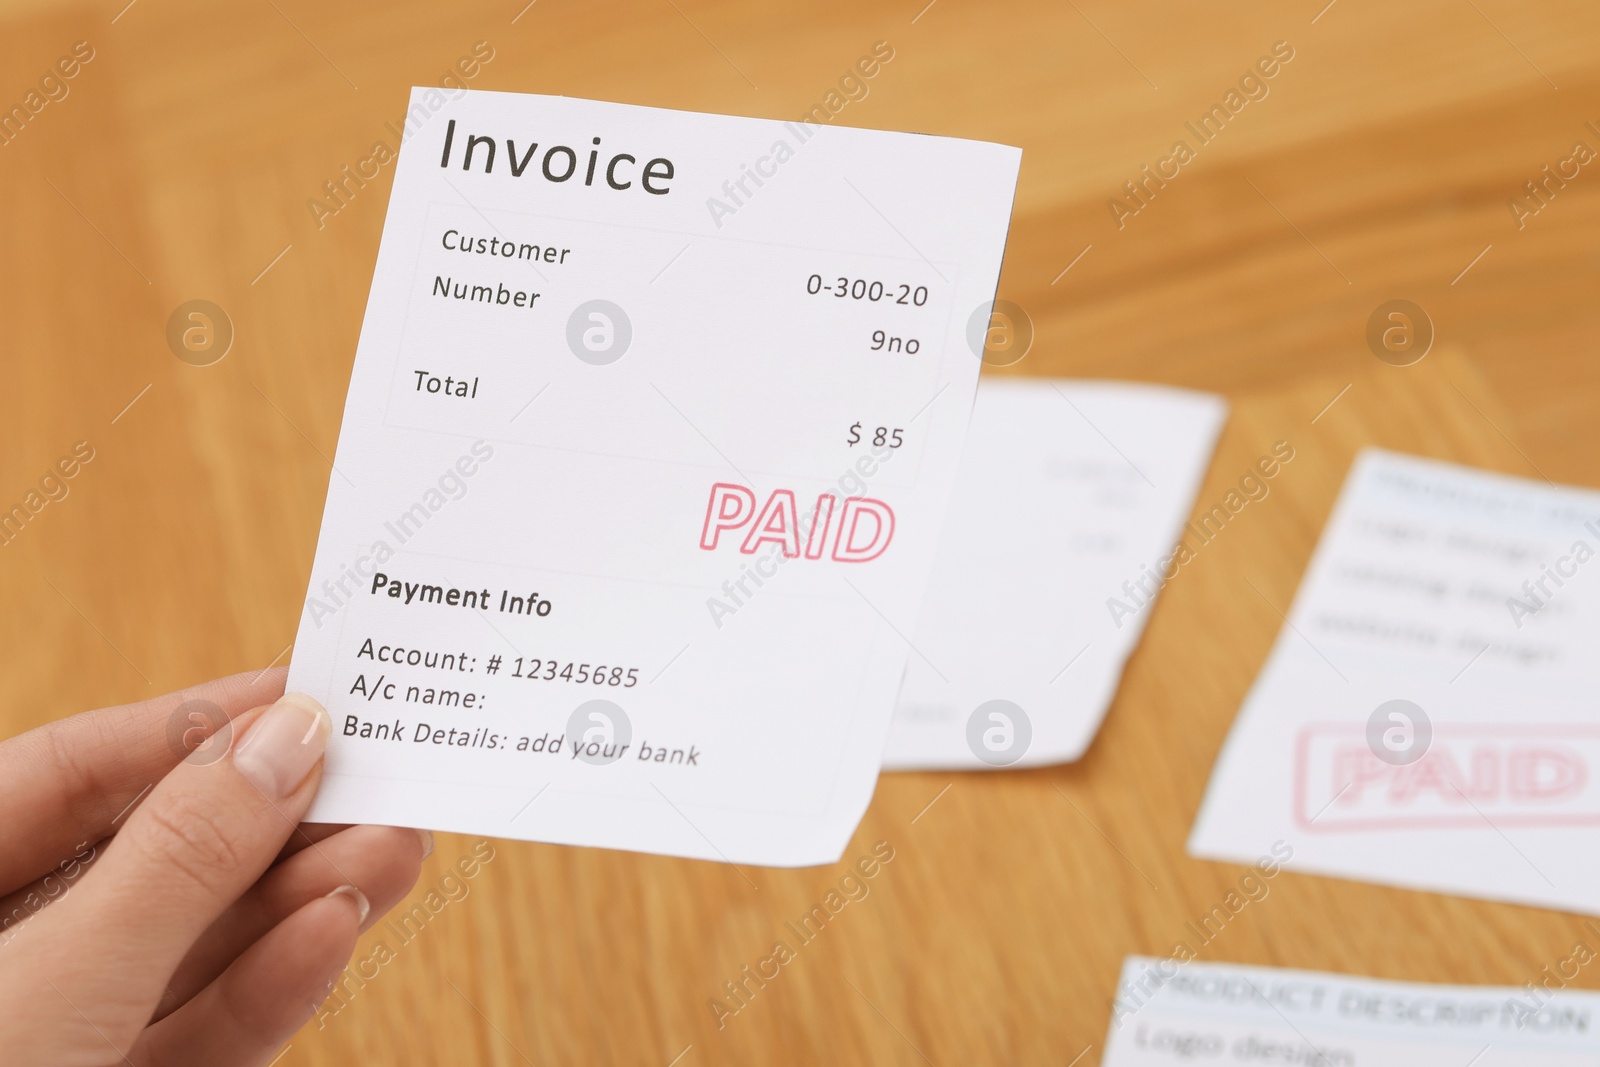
[1191,449,1600,914]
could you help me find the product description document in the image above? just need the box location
[1105,957,1600,1065]
[287,88,1020,866]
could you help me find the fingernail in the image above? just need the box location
[325,884,370,925]
[417,829,434,859]
[233,693,330,798]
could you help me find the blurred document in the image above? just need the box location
[288,88,1020,866]
[1191,449,1600,913]
[883,380,1226,769]
[1104,956,1600,1066]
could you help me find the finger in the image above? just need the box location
[133,887,367,1067]
[155,824,428,1019]
[0,820,355,938]
[0,666,287,894]
[0,833,105,938]
[273,821,353,863]
[19,692,330,1041]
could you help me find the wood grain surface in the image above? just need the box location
[3,1,1598,1063]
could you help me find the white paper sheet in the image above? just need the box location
[286,88,1019,866]
[1105,956,1600,1065]
[882,380,1226,769]
[1190,448,1600,913]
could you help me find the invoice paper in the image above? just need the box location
[1190,448,1600,913]
[286,88,1020,866]
[1105,957,1600,1065]
[882,380,1226,770]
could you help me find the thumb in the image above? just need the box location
[13,693,332,1049]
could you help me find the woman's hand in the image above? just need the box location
[0,667,428,1066]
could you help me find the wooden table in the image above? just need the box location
[4,1,1599,1062]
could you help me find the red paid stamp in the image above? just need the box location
[1294,723,1600,832]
